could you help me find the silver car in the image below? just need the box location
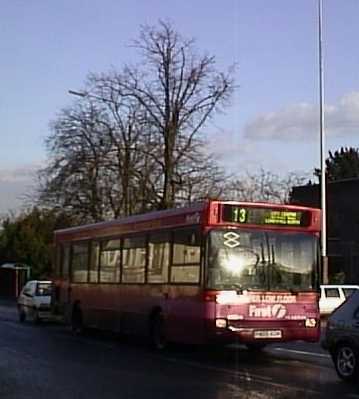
[17,280,53,323]
[322,290,359,382]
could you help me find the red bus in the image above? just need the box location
[53,200,321,349]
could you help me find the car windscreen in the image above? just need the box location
[36,283,52,296]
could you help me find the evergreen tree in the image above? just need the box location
[0,208,73,278]
[315,147,359,182]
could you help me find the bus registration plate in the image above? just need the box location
[254,330,282,339]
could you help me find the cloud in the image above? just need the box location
[0,164,40,215]
[207,129,241,158]
[244,92,359,141]
[0,164,40,183]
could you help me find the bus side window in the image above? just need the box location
[172,229,200,265]
[171,228,201,284]
[71,242,89,283]
[89,241,100,283]
[122,236,146,283]
[99,239,121,283]
[148,232,170,283]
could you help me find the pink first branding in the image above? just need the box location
[249,304,287,319]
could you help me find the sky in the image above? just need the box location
[1,0,358,214]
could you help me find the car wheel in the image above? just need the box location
[334,342,358,382]
[150,312,167,350]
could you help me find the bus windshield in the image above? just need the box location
[207,229,318,292]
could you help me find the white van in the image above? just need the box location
[17,280,53,323]
[319,284,359,316]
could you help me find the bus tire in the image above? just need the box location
[150,312,167,350]
[71,303,84,335]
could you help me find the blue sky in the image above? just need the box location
[1,0,358,213]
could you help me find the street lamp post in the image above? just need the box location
[68,89,109,103]
[318,0,328,284]
[68,90,87,97]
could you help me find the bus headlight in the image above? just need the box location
[215,318,227,328]
[305,318,317,328]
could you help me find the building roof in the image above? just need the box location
[0,263,30,270]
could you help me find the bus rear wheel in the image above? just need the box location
[150,312,167,350]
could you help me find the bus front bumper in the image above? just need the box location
[207,320,320,344]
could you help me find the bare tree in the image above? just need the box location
[38,103,113,222]
[38,21,234,221]
[85,74,162,214]
[38,95,154,222]
[224,169,309,204]
[94,20,234,209]
[173,142,227,204]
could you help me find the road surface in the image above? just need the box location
[0,301,358,399]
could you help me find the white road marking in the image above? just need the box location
[272,347,331,359]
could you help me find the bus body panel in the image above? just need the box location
[206,290,320,344]
[164,286,207,344]
[67,284,208,344]
[59,285,320,345]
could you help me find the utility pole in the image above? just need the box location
[319,0,328,284]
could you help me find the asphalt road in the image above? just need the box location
[0,301,358,399]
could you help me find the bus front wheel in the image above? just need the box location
[150,312,167,350]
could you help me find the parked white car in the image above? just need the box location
[319,284,359,316]
[17,280,53,323]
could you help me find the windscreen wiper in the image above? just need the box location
[231,283,244,295]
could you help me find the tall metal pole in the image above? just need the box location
[319,0,328,284]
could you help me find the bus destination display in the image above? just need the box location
[222,205,310,227]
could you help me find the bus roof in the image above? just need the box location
[55,202,207,242]
[54,200,321,242]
